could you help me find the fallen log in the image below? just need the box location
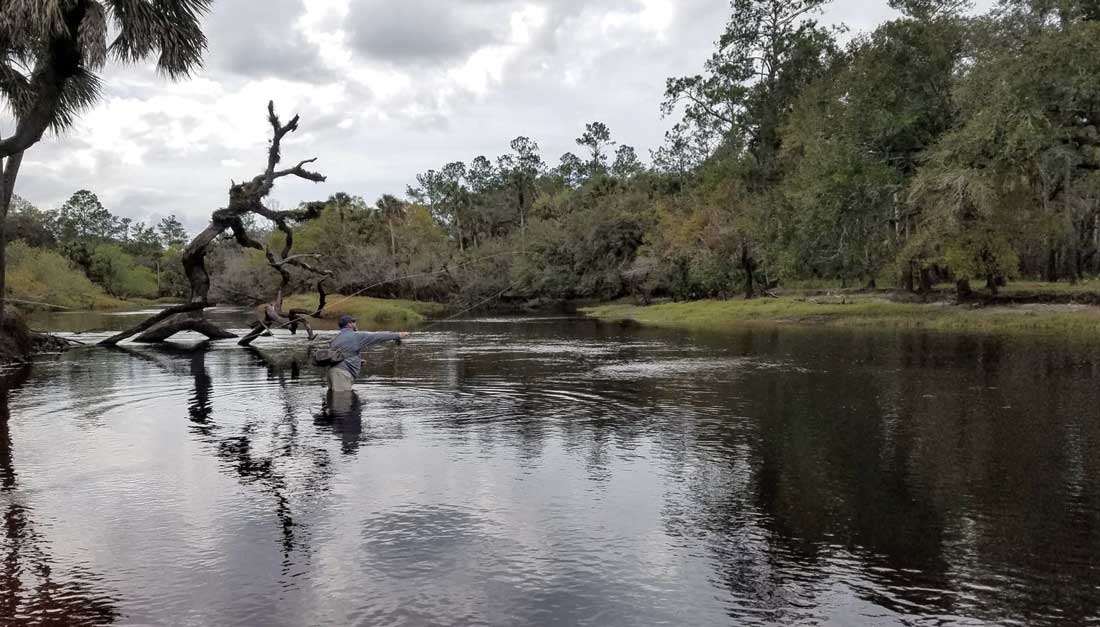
[134,318,238,343]
[99,301,213,346]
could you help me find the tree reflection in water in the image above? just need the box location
[653,330,1100,625]
[0,367,121,625]
[113,343,347,574]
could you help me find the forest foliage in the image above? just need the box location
[4,190,190,306]
[7,0,1100,310]
[286,0,1100,304]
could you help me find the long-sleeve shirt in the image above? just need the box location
[330,329,402,378]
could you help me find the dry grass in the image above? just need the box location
[999,279,1100,297]
[281,294,445,328]
[583,294,1100,339]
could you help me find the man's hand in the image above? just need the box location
[399,331,410,338]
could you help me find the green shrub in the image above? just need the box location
[90,244,158,299]
[5,240,126,310]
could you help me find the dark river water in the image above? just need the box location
[2,308,1099,625]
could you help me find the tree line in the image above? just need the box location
[5,0,1099,315]
[239,0,1100,305]
[6,190,190,301]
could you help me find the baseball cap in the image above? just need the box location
[338,314,357,328]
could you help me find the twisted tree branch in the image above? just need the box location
[103,101,330,346]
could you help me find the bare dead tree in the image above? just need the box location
[100,102,327,346]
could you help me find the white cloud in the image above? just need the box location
[447,5,549,96]
[601,0,674,39]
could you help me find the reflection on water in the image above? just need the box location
[317,392,365,455]
[0,367,121,625]
[3,314,1100,625]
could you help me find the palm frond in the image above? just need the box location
[1,0,68,37]
[0,61,34,118]
[2,0,210,155]
[49,67,102,132]
[103,0,158,62]
[105,0,212,77]
[78,0,108,69]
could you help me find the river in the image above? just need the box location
[1,308,1098,625]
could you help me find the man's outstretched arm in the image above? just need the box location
[357,331,409,349]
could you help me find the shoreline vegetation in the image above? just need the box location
[7,282,1100,365]
[582,284,1100,339]
[37,296,178,311]
[9,294,181,313]
[8,293,442,324]
[279,295,445,328]
[14,279,1100,335]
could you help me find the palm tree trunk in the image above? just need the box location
[0,207,7,330]
[0,151,25,330]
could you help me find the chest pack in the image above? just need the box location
[311,343,348,367]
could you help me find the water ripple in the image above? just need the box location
[2,315,1098,625]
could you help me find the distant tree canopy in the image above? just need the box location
[6,192,191,300]
[159,0,1100,306]
[379,0,1100,303]
[158,215,189,247]
[9,0,1100,311]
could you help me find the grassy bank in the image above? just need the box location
[583,294,1100,338]
[282,294,445,328]
[9,294,179,313]
[7,241,179,313]
[999,279,1100,296]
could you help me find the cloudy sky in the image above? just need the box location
[6,0,994,234]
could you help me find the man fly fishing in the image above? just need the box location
[324,314,409,392]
